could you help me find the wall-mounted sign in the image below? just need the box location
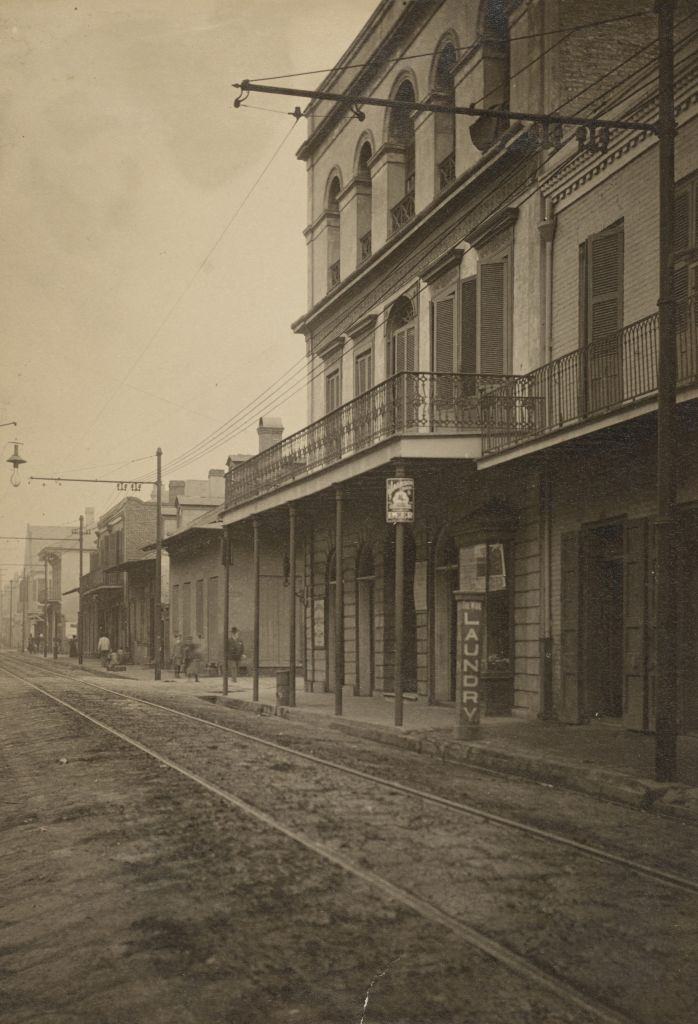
[313,598,325,649]
[386,477,414,524]
[456,595,484,735]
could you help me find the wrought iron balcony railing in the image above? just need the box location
[481,299,698,455]
[81,568,123,594]
[390,190,415,235]
[327,260,340,290]
[226,372,515,509]
[359,230,372,264]
[438,151,456,192]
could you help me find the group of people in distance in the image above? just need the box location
[171,626,245,683]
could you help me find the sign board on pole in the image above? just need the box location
[386,477,415,524]
[455,594,484,736]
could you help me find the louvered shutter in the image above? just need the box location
[432,293,455,374]
[461,278,477,377]
[623,519,648,731]
[675,184,690,253]
[587,224,623,345]
[405,324,416,370]
[479,260,507,374]
[560,531,583,723]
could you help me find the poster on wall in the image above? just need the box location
[386,477,415,523]
[313,598,325,648]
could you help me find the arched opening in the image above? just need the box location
[325,549,337,691]
[472,1,510,152]
[357,140,373,264]
[385,527,418,694]
[387,78,417,233]
[355,544,375,695]
[326,174,341,290]
[433,41,457,191]
[434,530,459,702]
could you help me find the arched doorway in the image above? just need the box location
[385,528,418,693]
[325,550,336,692]
[434,530,459,701]
[356,545,375,695]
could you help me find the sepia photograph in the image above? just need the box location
[1,1,696,1021]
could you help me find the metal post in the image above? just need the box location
[8,579,13,650]
[43,558,48,657]
[22,573,27,652]
[394,521,404,727]
[78,515,84,665]
[655,0,677,782]
[222,526,231,696]
[154,447,162,681]
[288,504,296,707]
[252,517,260,702]
[334,486,344,716]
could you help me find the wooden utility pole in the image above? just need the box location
[288,504,297,707]
[654,0,677,781]
[43,558,48,657]
[252,517,260,702]
[222,526,231,696]
[78,515,84,665]
[334,487,344,716]
[154,448,163,681]
[8,579,13,650]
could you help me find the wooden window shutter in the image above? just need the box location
[560,531,583,723]
[354,351,372,395]
[432,293,455,374]
[585,223,624,345]
[478,259,507,373]
[405,324,416,370]
[675,184,690,253]
[623,518,648,731]
[460,278,477,375]
[393,326,406,372]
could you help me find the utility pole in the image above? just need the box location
[222,526,231,696]
[43,558,48,657]
[654,0,677,782]
[78,515,84,666]
[8,579,13,650]
[154,447,163,681]
[21,573,27,652]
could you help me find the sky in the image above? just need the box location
[0,0,376,577]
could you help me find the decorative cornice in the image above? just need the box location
[420,246,464,285]
[464,206,518,249]
[317,337,346,361]
[346,313,377,339]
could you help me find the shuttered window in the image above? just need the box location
[431,292,456,374]
[579,222,624,346]
[195,579,204,636]
[675,174,698,366]
[460,278,477,376]
[478,258,509,374]
[171,585,179,636]
[388,324,416,374]
[325,370,341,413]
[354,350,372,396]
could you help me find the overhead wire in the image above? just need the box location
[159,19,692,478]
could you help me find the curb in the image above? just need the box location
[210,695,698,824]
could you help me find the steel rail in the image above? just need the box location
[3,653,696,896]
[4,660,638,1024]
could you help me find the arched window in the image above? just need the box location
[433,42,457,191]
[387,79,417,234]
[386,296,416,375]
[326,174,341,290]
[357,140,373,264]
[471,1,510,152]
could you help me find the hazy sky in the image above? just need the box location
[0,0,376,574]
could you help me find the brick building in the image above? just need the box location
[219,0,697,733]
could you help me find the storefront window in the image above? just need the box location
[459,542,511,673]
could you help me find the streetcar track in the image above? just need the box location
[4,654,695,896]
[4,663,638,1024]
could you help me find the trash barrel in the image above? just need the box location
[276,669,290,706]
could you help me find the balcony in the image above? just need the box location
[390,190,415,235]
[226,372,515,509]
[327,260,340,291]
[359,230,372,264]
[438,151,456,192]
[81,568,123,594]
[481,301,698,456]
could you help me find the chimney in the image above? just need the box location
[257,416,283,453]
[84,507,95,527]
[208,468,225,500]
[168,480,185,504]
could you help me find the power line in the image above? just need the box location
[246,9,656,83]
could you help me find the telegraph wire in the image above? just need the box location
[161,24,694,477]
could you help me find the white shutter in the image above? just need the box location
[478,260,507,374]
[432,293,455,374]
[587,224,623,344]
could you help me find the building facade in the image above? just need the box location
[220,0,697,733]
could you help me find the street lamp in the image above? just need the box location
[7,442,27,487]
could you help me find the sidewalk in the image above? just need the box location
[49,654,698,822]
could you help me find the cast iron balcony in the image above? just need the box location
[81,568,123,594]
[327,260,340,290]
[225,371,515,509]
[438,152,456,192]
[481,299,698,455]
[390,189,415,235]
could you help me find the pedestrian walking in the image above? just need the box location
[27,636,35,654]
[185,635,203,682]
[172,633,184,678]
[227,626,245,683]
[52,635,60,659]
[97,632,111,668]
[69,637,78,658]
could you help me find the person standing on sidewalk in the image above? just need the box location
[172,633,184,678]
[97,632,111,668]
[227,626,244,683]
[185,636,202,683]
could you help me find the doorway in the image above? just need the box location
[434,531,458,701]
[583,523,624,718]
